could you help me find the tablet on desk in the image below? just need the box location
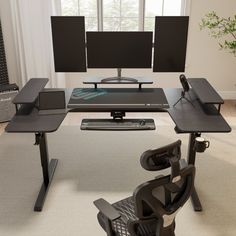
[38,90,66,115]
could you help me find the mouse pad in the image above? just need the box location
[68,88,169,109]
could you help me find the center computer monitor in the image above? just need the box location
[86,31,153,82]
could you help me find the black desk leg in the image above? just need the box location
[187,133,202,212]
[34,133,58,212]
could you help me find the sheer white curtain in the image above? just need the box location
[10,0,65,88]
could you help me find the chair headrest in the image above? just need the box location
[140,140,182,183]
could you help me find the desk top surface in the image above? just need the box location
[166,89,231,133]
[68,88,169,112]
[6,87,231,134]
[5,104,66,133]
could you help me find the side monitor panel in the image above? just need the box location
[153,16,189,72]
[51,16,86,72]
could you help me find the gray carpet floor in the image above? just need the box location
[0,125,235,236]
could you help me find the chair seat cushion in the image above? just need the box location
[112,197,138,236]
[97,196,157,236]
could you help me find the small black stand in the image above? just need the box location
[83,69,153,89]
[173,91,194,107]
[101,68,138,83]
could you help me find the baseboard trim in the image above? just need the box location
[218,91,236,100]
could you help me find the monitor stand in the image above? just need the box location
[101,68,138,83]
[83,68,153,89]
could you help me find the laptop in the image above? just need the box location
[38,90,66,115]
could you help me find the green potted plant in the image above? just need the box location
[200,11,236,56]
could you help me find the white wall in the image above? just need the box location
[186,0,236,99]
[1,0,236,98]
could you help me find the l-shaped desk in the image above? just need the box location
[5,78,231,212]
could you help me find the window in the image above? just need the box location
[103,0,139,31]
[61,0,98,30]
[61,0,186,31]
[145,0,183,31]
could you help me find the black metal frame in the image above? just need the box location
[187,132,202,211]
[31,120,206,213]
[34,132,58,211]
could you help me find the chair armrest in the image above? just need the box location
[94,198,121,221]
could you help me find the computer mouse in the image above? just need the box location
[140,119,146,126]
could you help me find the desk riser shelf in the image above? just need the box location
[13,78,48,105]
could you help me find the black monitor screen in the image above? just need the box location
[51,16,86,72]
[86,32,153,68]
[153,16,189,72]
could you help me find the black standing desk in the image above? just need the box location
[5,79,231,212]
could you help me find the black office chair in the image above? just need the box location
[94,140,195,236]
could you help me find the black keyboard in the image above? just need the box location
[81,119,155,131]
